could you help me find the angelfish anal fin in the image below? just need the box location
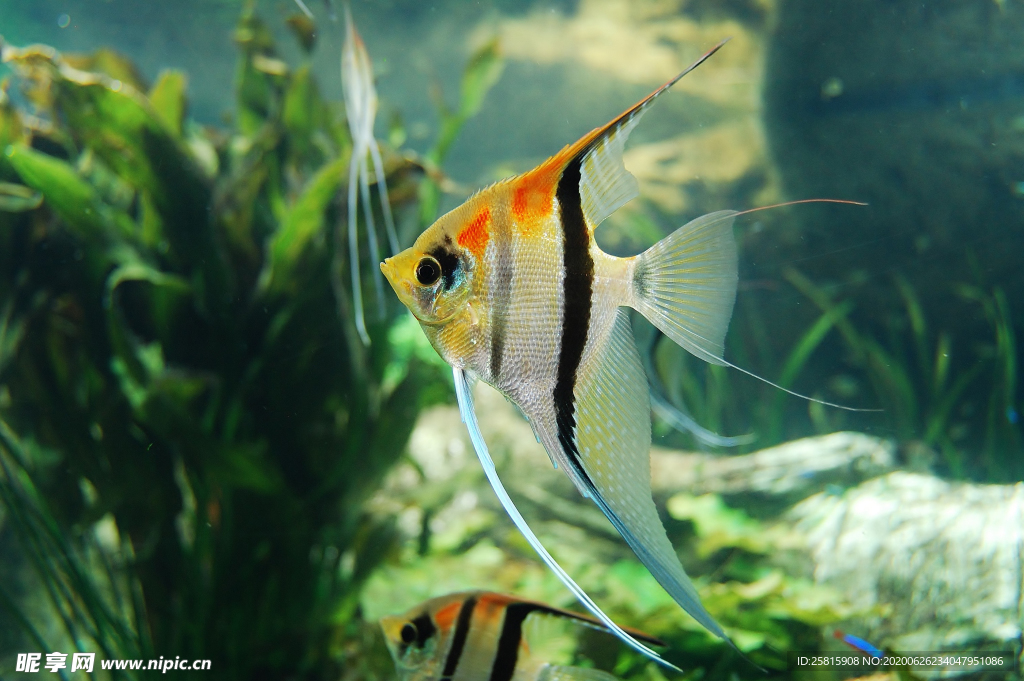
[452,368,678,672]
[567,310,732,643]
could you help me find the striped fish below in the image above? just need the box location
[380,591,663,681]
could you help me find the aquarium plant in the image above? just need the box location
[0,3,508,677]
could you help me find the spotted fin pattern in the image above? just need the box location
[565,310,730,641]
[453,368,680,671]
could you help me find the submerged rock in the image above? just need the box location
[788,472,1024,655]
[650,431,897,505]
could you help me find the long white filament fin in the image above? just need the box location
[358,154,386,316]
[651,393,755,447]
[368,137,400,256]
[634,209,878,412]
[452,368,680,672]
[345,147,370,345]
[292,0,315,19]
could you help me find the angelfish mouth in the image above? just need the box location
[380,259,404,297]
[378,257,461,327]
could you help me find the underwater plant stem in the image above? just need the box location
[767,300,853,441]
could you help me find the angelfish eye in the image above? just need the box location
[415,257,441,286]
[400,622,417,645]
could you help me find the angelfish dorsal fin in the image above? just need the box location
[573,39,729,230]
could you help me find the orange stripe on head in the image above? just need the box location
[433,600,463,633]
[511,160,560,229]
[457,206,491,257]
[474,592,510,631]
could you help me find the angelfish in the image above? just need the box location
[382,40,741,667]
[380,591,662,681]
[338,2,400,345]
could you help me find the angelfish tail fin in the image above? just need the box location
[631,210,738,366]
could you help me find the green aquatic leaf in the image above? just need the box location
[4,143,135,240]
[24,53,226,304]
[64,47,149,92]
[459,38,504,122]
[666,493,769,557]
[209,441,284,494]
[234,12,279,136]
[261,154,347,296]
[286,13,318,54]
[420,39,504,224]
[381,312,450,396]
[430,39,504,165]
[283,63,333,163]
[0,92,26,171]
[105,261,192,410]
[148,69,188,137]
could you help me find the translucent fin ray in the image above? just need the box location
[635,206,877,412]
[651,393,755,448]
[346,151,370,345]
[568,311,732,642]
[452,368,680,672]
[358,154,387,317]
[632,210,738,366]
[579,116,641,229]
[368,137,400,255]
[573,39,729,230]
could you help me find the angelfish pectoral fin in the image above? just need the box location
[452,368,679,672]
[563,311,733,643]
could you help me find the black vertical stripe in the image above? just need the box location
[440,596,476,681]
[489,217,513,381]
[553,154,594,468]
[489,603,540,681]
[410,613,436,648]
[428,237,461,291]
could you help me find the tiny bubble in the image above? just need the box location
[57,14,71,28]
